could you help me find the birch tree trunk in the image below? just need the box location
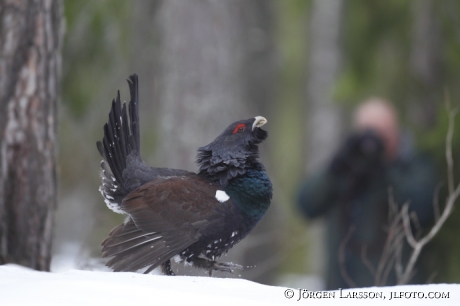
[0,0,63,271]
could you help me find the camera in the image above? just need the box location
[330,129,385,176]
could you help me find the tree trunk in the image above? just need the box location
[305,0,344,173]
[0,0,63,271]
[408,0,442,129]
[154,0,275,170]
[154,0,277,282]
[304,0,345,283]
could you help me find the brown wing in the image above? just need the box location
[101,175,223,273]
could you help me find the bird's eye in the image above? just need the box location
[232,123,246,134]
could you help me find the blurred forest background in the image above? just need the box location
[44,0,460,287]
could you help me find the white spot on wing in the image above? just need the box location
[215,190,230,203]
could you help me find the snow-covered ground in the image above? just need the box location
[0,264,458,306]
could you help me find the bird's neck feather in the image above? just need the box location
[224,166,272,220]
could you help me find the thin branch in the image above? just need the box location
[423,184,460,246]
[394,235,404,281]
[338,226,357,288]
[361,245,376,277]
[375,189,402,283]
[375,205,403,284]
[409,210,422,240]
[398,107,460,284]
[387,187,398,223]
[402,203,418,248]
[400,183,460,284]
[433,183,444,222]
[380,236,402,286]
[377,225,405,286]
[446,107,458,195]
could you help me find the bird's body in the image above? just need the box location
[97,74,272,275]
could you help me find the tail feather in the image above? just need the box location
[128,75,140,153]
[97,74,141,213]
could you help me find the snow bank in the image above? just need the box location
[0,264,458,306]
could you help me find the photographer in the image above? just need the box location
[296,98,438,289]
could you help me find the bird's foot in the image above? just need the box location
[161,260,175,276]
[190,257,249,276]
[211,262,248,275]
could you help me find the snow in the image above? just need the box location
[0,264,459,306]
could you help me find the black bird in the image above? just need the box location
[97,74,272,276]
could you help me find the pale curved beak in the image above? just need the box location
[252,116,267,131]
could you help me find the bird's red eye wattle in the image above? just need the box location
[232,123,246,134]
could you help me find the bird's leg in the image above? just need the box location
[190,257,249,275]
[161,260,175,276]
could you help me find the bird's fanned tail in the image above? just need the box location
[97,74,141,213]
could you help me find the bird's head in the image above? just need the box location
[196,116,268,186]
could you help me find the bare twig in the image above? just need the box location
[381,232,405,286]
[446,108,458,195]
[387,187,398,223]
[361,245,376,278]
[402,203,418,248]
[338,226,357,288]
[409,210,422,240]
[432,183,444,222]
[394,235,404,281]
[377,226,405,286]
[400,182,460,284]
[398,107,460,285]
[374,194,404,285]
